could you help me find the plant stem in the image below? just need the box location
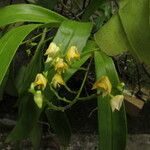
[35,28,47,53]
[46,100,64,111]
[63,57,93,110]
[46,57,93,111]
[78,94,97,101]
[50,85,71,103]
[43,36,54,44]
[21,28,52,45]
[64,84,78,94]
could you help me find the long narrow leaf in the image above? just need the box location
[30,123,42,149]
[46,110,71,147]
[46,20,93,147]
[15,28,46,96]
[0,4,67,27]
[6,94,41,141]
[7,27,47,143]
[94,50,127,150]
[53,21,93,53]
[0,24,41,86]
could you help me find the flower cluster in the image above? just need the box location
[29,42,80,108]
[92,76,124,112]
[44,42,80,89]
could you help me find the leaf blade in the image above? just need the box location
[119,0,150,66]
[94,0,150,67]
[0,4,67,27]
[94,50,127,150]
[94,15,128,56]
[0,24,41,86]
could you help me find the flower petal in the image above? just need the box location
[34,73,47,90]
[66,46,80,62]
[110,95,124,112]
[92,76,112,95]
[44,42,60,57]
[54,57,68,73]
[51,73,65,88]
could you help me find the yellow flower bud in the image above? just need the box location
[66,46,80,62]
[92,76,112,96]
[110,95,124,112]
[44,42,60,57]
[34,90,43,108]
[51,73,65,88]
[54,57,68,73]
[33,73,47,90]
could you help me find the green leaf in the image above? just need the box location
[0,24,41,86]
[118,0,150,66]
[53,20,93,53]
[46,111,71,147]
[94,50,127,150]
[15,28,47,96]
[94,15,129,56]
[45,20,93,147]
[95,0,150,67]
[0,4,67,27]
[30,123,42,150]
[6,94,41,142]
[15,46,43,95]
[7,28,47,143]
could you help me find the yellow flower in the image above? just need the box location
[110,95,124,112]
[44,42,60,57]
[33,73,47,90]
[54,57,68,73]
[66,46,80,62]
[92,76,112,96]
[51,73,65,88]
[34,90,43,108]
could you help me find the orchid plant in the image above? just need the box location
[0,0,149,150]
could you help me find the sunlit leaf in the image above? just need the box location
[119,0,150,66]
[0,4,67,27]
[94,15,129,55]
[95,0,150,67]
[0,24,41,86]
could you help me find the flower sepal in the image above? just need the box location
[51,73,65,88]
[92,76,112,96]
[110,95,124,112]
